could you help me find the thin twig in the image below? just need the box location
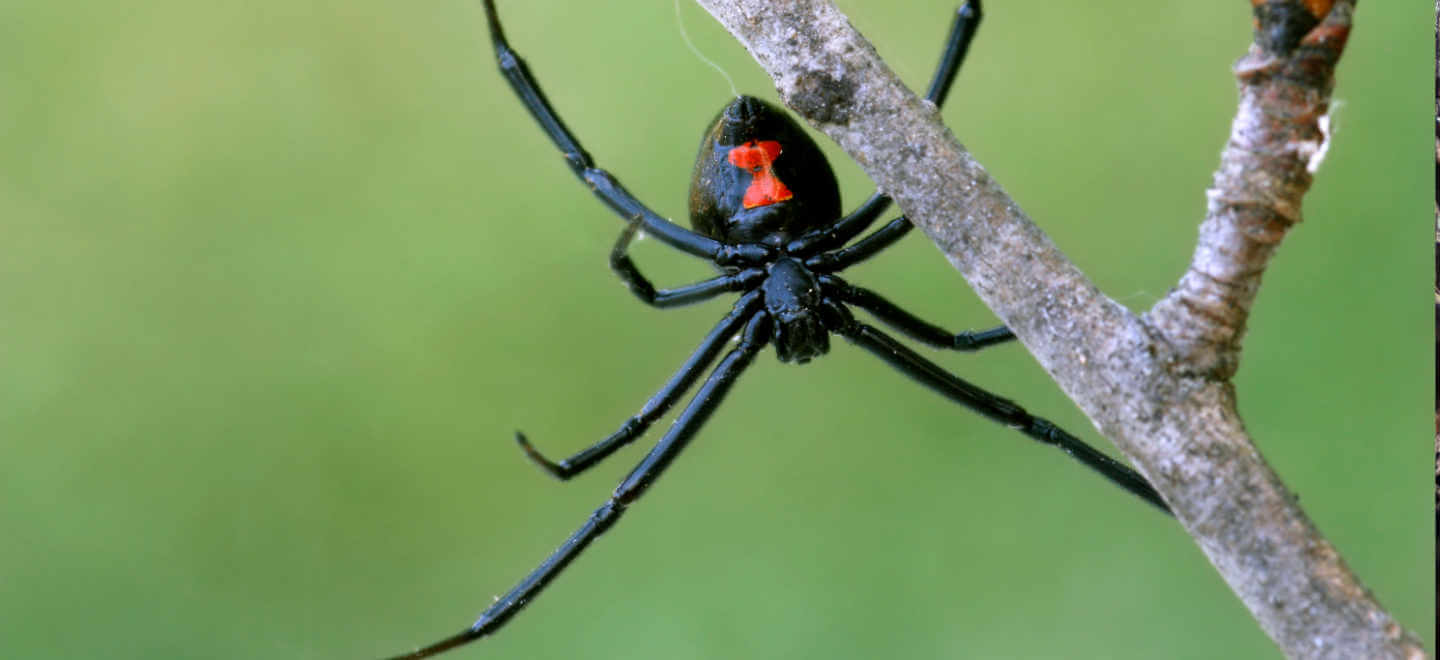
[694,0,1427,657]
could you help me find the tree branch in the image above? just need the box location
[694,0,1427,657]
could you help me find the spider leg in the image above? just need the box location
[388,314,772,660]
[819,275,1014,351]
[825,302,1171,514]
[924,0,983,108]
[516,291,765,480]
[610,219,765,308]
[786,191,891,255]
[804,215,913,271]
[789,0,983,256]
[480,0,767,266]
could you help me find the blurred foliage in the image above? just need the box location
[0,1,1429,658]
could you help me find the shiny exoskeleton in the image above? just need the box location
[689,95,845,364]
[385,2,1171,658]
[689,96,842,245]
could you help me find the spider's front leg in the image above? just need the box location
[389,314,772,660]
[515,291,764,480]
[818,274,1014,352]
[822,301,1170,514]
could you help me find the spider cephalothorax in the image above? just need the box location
[386,1,1171,657]
[760,256,830,363]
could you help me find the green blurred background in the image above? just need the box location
[1,1,1429,658]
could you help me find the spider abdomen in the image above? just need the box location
[762,257,829,364]
[688,96,841,245]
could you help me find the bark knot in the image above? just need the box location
[788,70,856,125]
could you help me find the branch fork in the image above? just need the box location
[694,1,1426,657]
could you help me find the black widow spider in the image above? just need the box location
[387,1,1171,657]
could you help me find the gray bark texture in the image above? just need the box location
[694,0,1428,658]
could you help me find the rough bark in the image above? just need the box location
[694,0,1428,658]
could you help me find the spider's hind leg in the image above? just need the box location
[610,220,764,308]
[791,0,985,256]
[925,0,983,108]
[803,215,915,272]
[480,0,748,263]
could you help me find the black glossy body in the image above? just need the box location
[761,257,829,363]
[385,2,1171,658]
[689,96,842,245]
